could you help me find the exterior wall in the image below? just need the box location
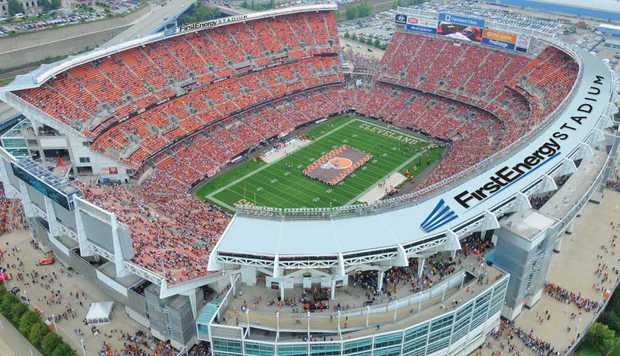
[0,116,132,181]
[206,276,509,356]
[0,0,40,17]
[145,285,198,347]
[126,288,148,322]
[64,132,132,181]
[494,227,551,319]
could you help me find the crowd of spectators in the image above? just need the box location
[490,318,561,355]
[544,283,602,312]
[352,233,493,300]
[0,184,25,234]
[78,181,229,283]
[607,178,620,192]
[99,332,179,356]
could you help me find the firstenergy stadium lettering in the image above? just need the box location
[453,75,605,209]
[179,15,249,33]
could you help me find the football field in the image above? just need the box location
[196,115,444,210]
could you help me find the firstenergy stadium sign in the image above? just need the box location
[453,75,606,210]
[179,15,249,33]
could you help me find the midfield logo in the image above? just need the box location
[420,199,458,233]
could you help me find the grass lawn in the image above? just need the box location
[196,115,444,210]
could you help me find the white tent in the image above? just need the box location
[86,301,114,324]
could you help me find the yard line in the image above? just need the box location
[346,146,432,205]
[206,118,356,199]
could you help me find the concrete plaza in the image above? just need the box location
[0,230,154,355]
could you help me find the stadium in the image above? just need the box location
[0,3,617,355]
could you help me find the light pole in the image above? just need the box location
[80,336,86,356]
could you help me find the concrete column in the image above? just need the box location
[553,237,562,253]
[565,219,576,235]
[110,215,129,278]
[17,181,36,218]
[73,199,95,257]
[184,290,198,319]
[229,274,237,295]
[240,266,257,286]
[246,309,250,336]
[280,282,285,301]
[330,279,336,300]
[43,196,60,237]
[417,257,425,279]
[377,270,385,292]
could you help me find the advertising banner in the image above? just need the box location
[405,15,438,34]
[481,28,517,50]
[437,13,484,42]
[394,13,407,24]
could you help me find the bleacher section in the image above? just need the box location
[15,11,339,136]
[91,56,342,167]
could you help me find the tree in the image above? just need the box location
[51,342,74,356]
[345,5,357,20]
[28,322,49,348]
[41,332,61,355]
[357,1,372,18]
[18,310,39,336]
[601,310,620,333]
[9,302,27,324]
[50,0,61,9]
[7,0,24,16]
[0,293,17,316]
[586,322,617,355]
[178,2,222,25]
[373,39,381,48]
[344,32,350,39]
[39,0,51,11]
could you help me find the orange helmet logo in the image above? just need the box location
[321,157,353,170]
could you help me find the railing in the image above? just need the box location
[219,269,481,333]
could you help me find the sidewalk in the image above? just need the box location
[0,313,41,356]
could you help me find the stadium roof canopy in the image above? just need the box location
[213,48,615,260]
[486,0,620,22]
[599,23,620,37]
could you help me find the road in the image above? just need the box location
[105,0,196,46]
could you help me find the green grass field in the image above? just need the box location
[196,115,444,210]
